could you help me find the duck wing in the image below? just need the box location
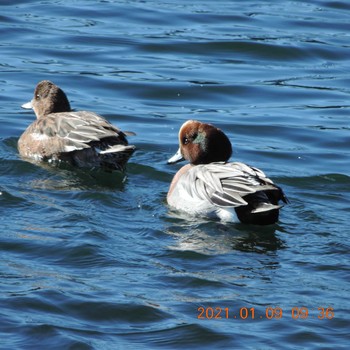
[190,162,287,208]
[33,111,129,153]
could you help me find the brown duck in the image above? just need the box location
[19,80,135,171]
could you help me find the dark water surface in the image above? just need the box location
[1,0,349,349]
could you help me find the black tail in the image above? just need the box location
[235,188,288,225]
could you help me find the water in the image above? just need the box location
[1,0,349,349]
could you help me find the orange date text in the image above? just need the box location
[197,306,334,320]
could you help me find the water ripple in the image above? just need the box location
[1,0,350,349]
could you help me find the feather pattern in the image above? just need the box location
[21,111,129,155]
[170,162,284,209]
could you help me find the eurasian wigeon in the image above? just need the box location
[167,120,289,225]
[19,80,135,171]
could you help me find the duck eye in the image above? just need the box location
[183,137,189,145]
[35,94,40,100]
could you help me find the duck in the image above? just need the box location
[18,80,135,172]
[167,120,289,225]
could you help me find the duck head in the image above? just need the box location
[21,80,71,119]
[168,120,232,165]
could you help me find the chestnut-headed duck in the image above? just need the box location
[19,80,135,172]
[167,120,288,225]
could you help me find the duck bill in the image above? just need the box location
[167,148,185,164]
[21,100,33,109]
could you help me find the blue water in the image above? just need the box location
[1,0,349,349]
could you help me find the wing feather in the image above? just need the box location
[34,111,128,153]
[178,162,283,209]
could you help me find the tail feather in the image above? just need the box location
[99,144,135,154]
[235,190,284,225]
[99,145,136,171]
[251,203,282,214]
